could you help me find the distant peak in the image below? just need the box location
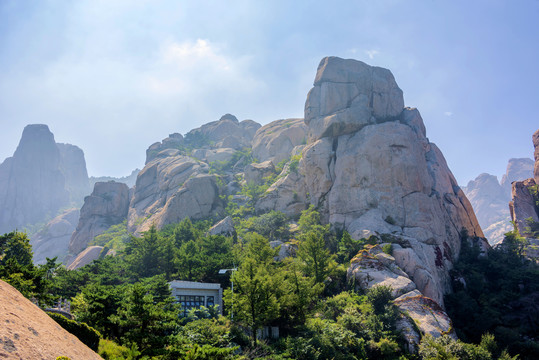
[219,114,238,122]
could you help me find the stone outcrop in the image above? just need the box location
[251,118,307,164]
[30,208,79,265]
[69,181,130,257]
[208,216,236,237]
[509,178,539,237]
[67,245,104,270]
[244,161,276,185]
[128,154,223,234]
[463,158,533,245]
[534,129,539,184]
[507,128,539,260]
[0,124,90,234]
[188,114,260,150]
[0,280,102,359]
[259,57,484,307]
[57,143,91,203]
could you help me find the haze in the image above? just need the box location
[1,0,538,183]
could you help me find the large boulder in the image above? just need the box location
[68,181,130,257]
[128,155,223,234]
[251,118,307,164]
[0,280,101,359]
[30,208,79,265]
[67,245,104,270]
[259,57,484,307]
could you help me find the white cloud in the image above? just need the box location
[365,49,379,59]
[444,111,453,117]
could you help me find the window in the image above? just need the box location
[206,296,214,307]
[177,295,206,317]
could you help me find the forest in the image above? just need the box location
[1,206,536,360]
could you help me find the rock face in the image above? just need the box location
[128,155,222,234]
[30,208,79,265]
[252,118,307,164]
[507,128,539,260]
[0,124,90,234]
[0,280,102,359]
[463,158,533,245]
[534,129,539,184]
[68,181,130,257]
[259,57,484,308]
[67,245,104,270]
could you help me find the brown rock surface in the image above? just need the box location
[0,280,102,359]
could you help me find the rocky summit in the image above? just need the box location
[0,124,90,235]
[258,57,483,307]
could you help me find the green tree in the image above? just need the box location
[297,229,335,285]
[226,257,280,346]
[112,281,179,357]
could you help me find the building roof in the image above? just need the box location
[169,280,222,290]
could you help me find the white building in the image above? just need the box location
[169,280,223,316]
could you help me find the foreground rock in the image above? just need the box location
[251,118,307,164]
[0,124,90,234]
[260,57,484,307]
[0,280,102,359]
[69,181,130,257]
[30,208,79,265]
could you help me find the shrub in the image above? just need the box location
[47,312,101,351]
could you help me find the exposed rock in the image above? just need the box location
[67,246,104,270]
[69,181,130,257]
[128,153,223,234]
[260,57,484,307]
[509,178,539,237]
[0,280,101,359]
[0,125,91,235]
[186,114,261,151]
[208,216,236,237]
[0,125,70,234]
[90,168,140,188]
[269,240,295,261]
[348,245,416,298]
[251,118,307,164]
[30,208,79,265]
[500,158,535,194]
[146,133,184,163]
[534,129,539,184]
[463,158,533,245]
[244,161,276,185]
[305,56,404,142]
[394,290,456,350]
[57,143,91,204]
[192,148,237,164]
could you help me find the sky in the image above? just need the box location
[0,0,538,185]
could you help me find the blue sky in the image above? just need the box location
[1,0,538,185]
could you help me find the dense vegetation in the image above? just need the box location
[0,208,534,359]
